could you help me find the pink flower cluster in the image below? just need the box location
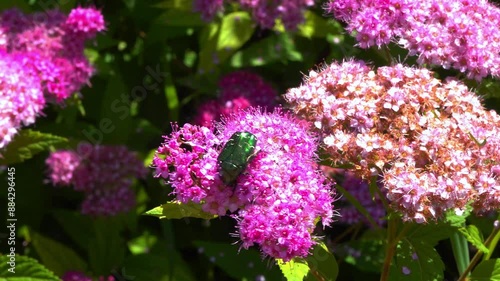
[0,52,45,150]
[325,0,500,80]
[193,0,315,30]
[62,271,115,281]
[46,144,147,217]
[0,7,105,102]
[153,108,334,261]
[285,60,500,223]
[193,71,277,126]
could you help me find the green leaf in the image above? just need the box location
[0,255,61,281]
[230,33,302,68]
[198,12,255,72]
[459,225,489,253]
[304,242,338,281]
[51,209,93,251]
[127,231,158,255]
[31,232,87,276]
[194,241,283,281]
[389,239,444,281]
[143,201,217,220]
[295,11,343,39]
[122,251,196,281]
[88,219,126,275]
[339,239,385,273]
[443,204,472,227]
[0,130,67,165]
[385,222,453,281]
[470,259,500,281]
[277,258,310,281]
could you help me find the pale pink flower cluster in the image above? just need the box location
[285,60,500,222]
[325,0,500,80]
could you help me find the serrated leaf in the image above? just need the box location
[389,239,444,281]
[31,232,87,276]
[0,255,61,281]
[277,258,309,281]
[194,241,283,280]
[470,259,500,281]
[0,130,67,165]
[406,222,455,246]
[443,204,472,227]
[459,225,489,253]
[143,201,217,220]
[304,242,338,281]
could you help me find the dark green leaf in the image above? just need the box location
[144,201,217,220]
[0,130,67,165]
[470,259,500,281]
[0,255,61,281]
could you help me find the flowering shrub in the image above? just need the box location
[154,108,334,261]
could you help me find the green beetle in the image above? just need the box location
[217,131,258,185]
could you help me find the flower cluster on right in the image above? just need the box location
[285,60,500,223]
[326,0,500,80]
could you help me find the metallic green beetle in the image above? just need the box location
[217,131,258,185]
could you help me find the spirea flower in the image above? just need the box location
[46,144,147,216]
[0,51,45,150]
[194,71,277,126]
[45,150,80,186]
[193,0,314,30]
[66,7,106,39]
[153,108,335,261]
[325,0,500,80]
[285,60,500,222]
[193,0,224,21]
[0,7,104,102]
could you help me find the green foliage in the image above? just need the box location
[470,259,500,281]
[144,201,218,220]
[0,130,67,165]
[0,255,61,281]
[194,241,284,280]
[3,1,500,281]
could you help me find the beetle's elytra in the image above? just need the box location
[217,131,257,185]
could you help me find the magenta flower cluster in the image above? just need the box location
[0,7,105,102]
[285,60,500,223]
[62,271,115,281]
[194,71,277,126]
[46,144,147,217]
[325,0,500,80]
[153,108,334,261]
[193,0,315,30]
[0,51,45,150]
